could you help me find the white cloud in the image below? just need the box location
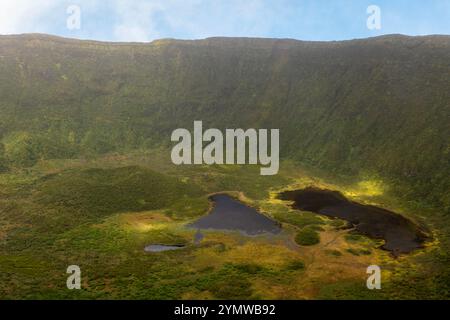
[109,0,289,41]
[112,0,164,42]
[0,0,286,41]
[117,0,283,40]
[0,0,59,34]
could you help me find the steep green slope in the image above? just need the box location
[0,34,449,209]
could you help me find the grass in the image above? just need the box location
[0,152,448,299]
[325,249,343,257]
[34,166,205,217]
[346,248,372,256]
[295,228,320,246]
[284,260,306,271]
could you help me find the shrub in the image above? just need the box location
[295,228,320,246]
[285,260,305,271]
[233,263,264,274]
[345,233,364,242]
[325,249,342,257]
[346,248,372,256]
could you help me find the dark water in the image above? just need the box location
[189,194,281,235]
[144,244,185,252]
[278,188,427,255]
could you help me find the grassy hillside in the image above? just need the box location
[0,34,449,211]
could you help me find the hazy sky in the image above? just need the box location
[0,0,449,42]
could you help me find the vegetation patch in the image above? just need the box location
[325,249,343,257]
[284,259,305,271]
[34,166,206,217]
[295,227,320,246]
[272,210,324,229]
[346,248,372,256]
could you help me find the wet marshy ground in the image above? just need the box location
[278,188,428,255]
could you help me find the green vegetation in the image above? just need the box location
[295,227,320,246]
[0,155,449,299]
[0,34,449,300]
[201,264,255,299]
[329,219,346,228]
[0,34,448,212]
[318,281,385,300]
[284,260,306,271]
[325,249,342,257]
[345,234,365,243]
[272,210,324,229]
[0,143,7,172]
[35,166,204,217]
[346,248,372,256]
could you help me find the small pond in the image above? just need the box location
[189,194,281,236]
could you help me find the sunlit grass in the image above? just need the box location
[116,211,174,232]
[344,179,386,198]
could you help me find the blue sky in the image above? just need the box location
[1,0,449,42]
